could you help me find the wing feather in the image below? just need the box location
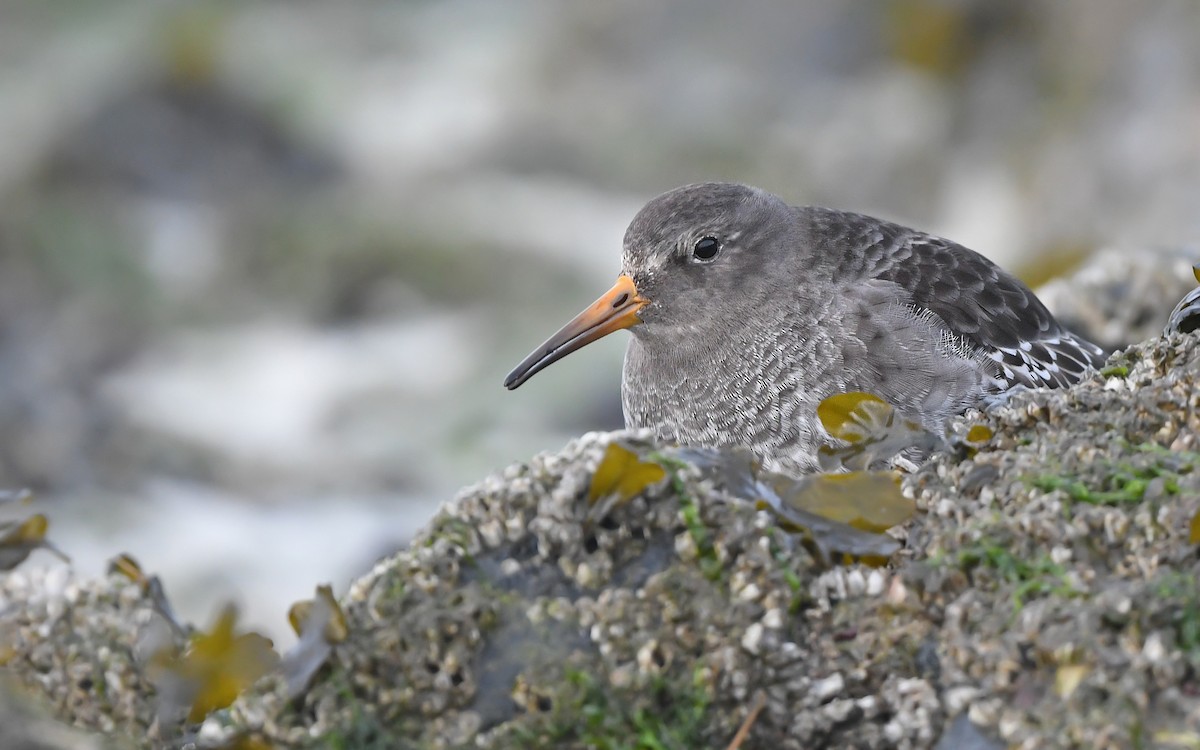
[809,208,1106,390]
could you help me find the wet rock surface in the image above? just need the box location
[2,272,1199,747]
[6,2,1200,643]
[0,679,111,750]
[3,5,1200,746]
[0,568,173,744]
[184,326,1190,748]
[234,328,1190,748]
[902,333,1200,747]
[211,328,1199,749]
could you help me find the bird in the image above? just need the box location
[503,182,1106,473]
[1164,264,1200,336]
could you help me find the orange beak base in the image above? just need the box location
[504,274,647,390]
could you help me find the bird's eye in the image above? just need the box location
[692,236,721,261]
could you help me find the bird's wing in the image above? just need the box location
[1165,280,1200,336]
[817,208,1106,390]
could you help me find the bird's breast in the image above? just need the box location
[620,332,828,471]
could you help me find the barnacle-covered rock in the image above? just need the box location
[214,332,1200,749]
[0,567,178,741]
[4,261,1200,749]
[903,332,1200,748]
[221,429,935,748]
[0,679,110,750]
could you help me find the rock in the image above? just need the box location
[229,335,1198,749]
[0,568,168,741]
[4,282,1200,748]
[933,713,1003,750]
[216,330,1197,748]
[0,680,110,750]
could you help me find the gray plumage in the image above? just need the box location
[504,182,1106,473]
[616,183,1104,472]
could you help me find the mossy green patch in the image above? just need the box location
[1030,446,1190,511]
[677,492,723,582]
[423,516,478,553]
[1153,571,1200,663]
[1031,472,1167,506]
[652,454,723,581]
[511,665,713,750]
[954,541,1083,610]
[304,674,413,750]
[381,576,407,607]
[769,537,810,615]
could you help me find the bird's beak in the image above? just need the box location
[504,273,647,390]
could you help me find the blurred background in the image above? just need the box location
[1,0,1198,641]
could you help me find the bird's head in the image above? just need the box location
[504,182,800,390]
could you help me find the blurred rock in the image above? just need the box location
[0,681,109,750]
[933,714,1004,750]
[4,326,1200,746]
[0,567,169,741]
[45,79,335,202]
[219,327,1200,748]
[1037,246,1199,351]
[3,0,1200,691]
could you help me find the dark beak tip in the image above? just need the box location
[504,354,541,390]
[503,274,643,393]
